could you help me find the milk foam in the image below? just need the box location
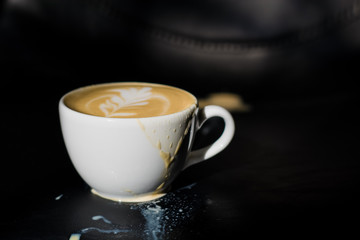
[85,87,170,117]
[64,83,196,118]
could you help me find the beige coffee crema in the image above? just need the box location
[64,82,197,118]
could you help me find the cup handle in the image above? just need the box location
[183,105,235,170]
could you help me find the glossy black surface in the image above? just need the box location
[2,93,359,239]
[1,1,360,239]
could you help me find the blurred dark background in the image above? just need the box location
[1,1,360,238]
[1,0,359,103]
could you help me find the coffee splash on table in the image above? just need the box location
[68,183,200,240]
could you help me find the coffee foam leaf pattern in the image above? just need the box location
[87,87,170,118]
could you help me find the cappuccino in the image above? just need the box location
[64,82,197,118]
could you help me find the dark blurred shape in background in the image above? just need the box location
[1,0,359,104]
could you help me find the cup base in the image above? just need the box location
[91,189,166,203]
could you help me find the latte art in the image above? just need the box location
[85,87,170,117]
[64,83,196,118]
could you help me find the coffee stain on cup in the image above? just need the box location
[91,188,166,202]
[136,113,193,171]
[136,105,196,192]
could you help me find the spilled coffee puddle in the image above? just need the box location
[69,215,130,240]
[132,183,199,240]
[69,183,201,240]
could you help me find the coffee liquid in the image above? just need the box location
[64,82,196,118]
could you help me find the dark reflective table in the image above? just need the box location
[2,91,359,239]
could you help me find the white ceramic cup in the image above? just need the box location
[59,82,235,202]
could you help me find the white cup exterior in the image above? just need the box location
[59,84,235,202]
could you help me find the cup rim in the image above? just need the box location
[59,82,198,120]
